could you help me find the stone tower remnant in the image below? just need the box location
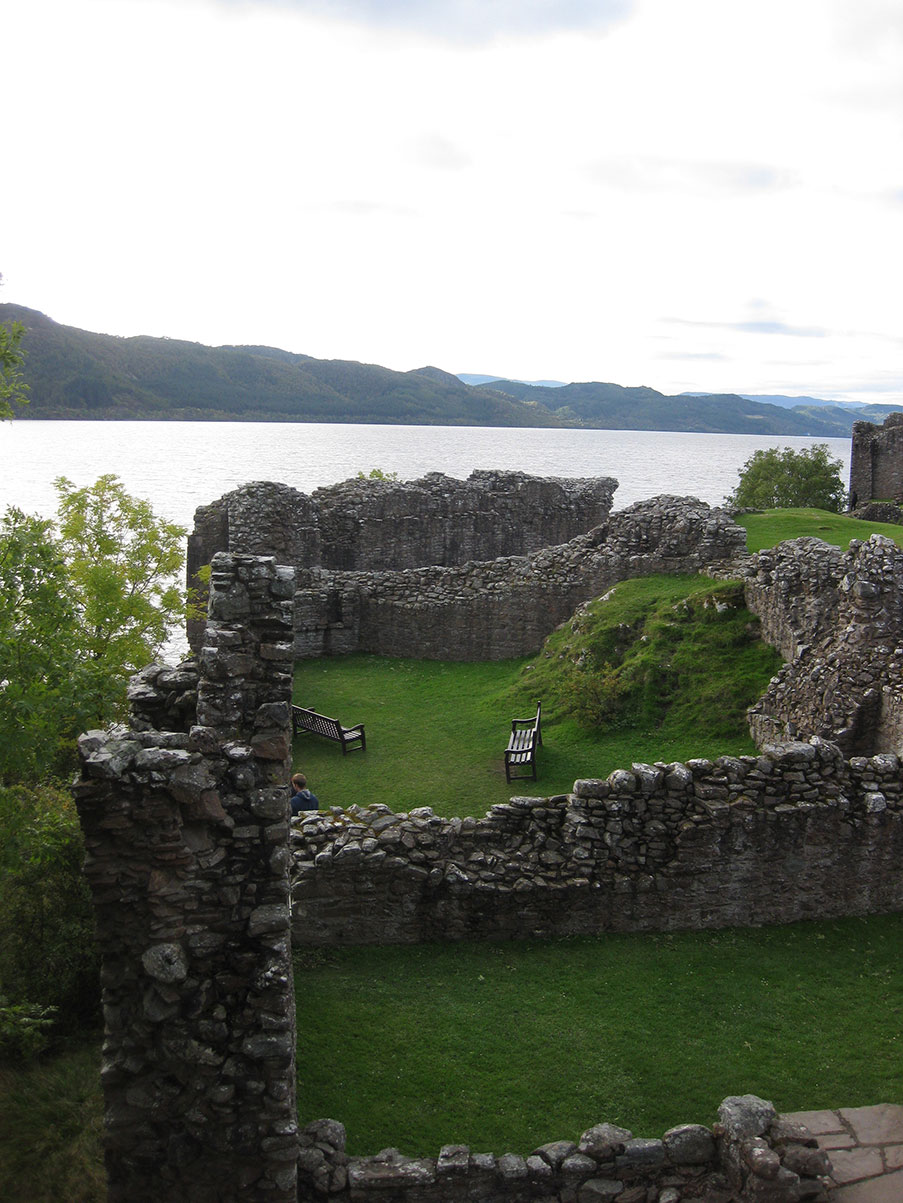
[849,411,903,507]
[74,553,298,1203]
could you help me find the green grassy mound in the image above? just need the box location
[508,575,781,746]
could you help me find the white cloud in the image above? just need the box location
[0,0,901,404]
[210,0,634,41]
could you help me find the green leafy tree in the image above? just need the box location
[0,275,29,419]
[727,444,846,512]
[54,474,187,723]
[0,510,88,781]
[0,477,187,781]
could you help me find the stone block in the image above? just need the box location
[578,1122,633,1161]
[615,1138,665,1172]
[663,1123,715,1165]
[577,1179,624,1202]
[718,1095,776,1139]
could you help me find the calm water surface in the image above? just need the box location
[1,421,852,530]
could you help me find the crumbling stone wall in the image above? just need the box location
[311,470,619,571]
[849,411,903,506]
[746,534,903,755]
[187,475,746,662]
[851,500,903,526]
[74,553,298,1203]
[739,537,842,663]
[187,471,618,647]
[292,496,746,660]
[290,738,903,947]
[299,1095,831,1202]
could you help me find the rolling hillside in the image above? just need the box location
[4,304,895,433]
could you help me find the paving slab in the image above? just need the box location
[838,1105,903,1147]
[832,1166,903,1202]
[785,1104,903,1201]
[829,1147,886,1185]
[788,1109,847,1136]
[817,1131,856,1149]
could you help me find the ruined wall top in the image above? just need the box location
[188,469,618,580]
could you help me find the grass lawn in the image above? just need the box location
[738,507,903,553]
[291,651,767,819]
[295,913,903,1156]
[291,577,780,819]
[7,912,903,1195]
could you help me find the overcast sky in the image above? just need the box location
[3,0,902,402]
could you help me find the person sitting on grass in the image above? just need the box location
[290,772,319,815]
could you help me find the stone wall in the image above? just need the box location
[289,738,903,948]
[851,500,903,526]
[849,411,903,506]
[745,535,903,755]
[74,553,299,1203]
[187,475,746,663]
[298,1095,832,1202]
[292,496,746,660]
[187,470,618,648]
[738,537,842,663]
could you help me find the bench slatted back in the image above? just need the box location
[294,707,341,738]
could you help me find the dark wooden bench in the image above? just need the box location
[291,705,366,754]
[505,701,542,782]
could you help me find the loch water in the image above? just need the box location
[0,420,852,530]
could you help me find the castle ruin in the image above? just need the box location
[74,470,903,1202]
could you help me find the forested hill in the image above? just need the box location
[4,304,894,433]
[4,306,556,427]
[479,377,897,437]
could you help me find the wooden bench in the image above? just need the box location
[505,701,542,782]
[292,705,366,754]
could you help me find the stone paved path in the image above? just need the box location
[786,1105,903,1202]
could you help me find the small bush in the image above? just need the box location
[0,999,57,1061]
